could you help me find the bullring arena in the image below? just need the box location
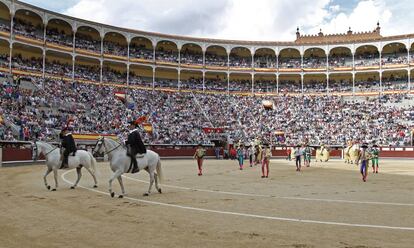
[1,158,414,248]
[1,0,414,247]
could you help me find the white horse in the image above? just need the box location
[32,141,98,191]
[93,137,162,198]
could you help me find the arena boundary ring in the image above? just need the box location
[61,170,414,231]
[121,175,414,207]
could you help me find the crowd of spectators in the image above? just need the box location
[46,27,73,47]
[181,49,203,65]
[0,18,10,32]
[103,41,127,57]
[205,53,227,67]
[13,18,43,41]
[279,58,301,69]
[155,49,178,63]
[129,44,153,60]
[102,67,126,84]
[12,54,42,72]
[229,56,251,68]
[75,33,101,53]
[45,59,72,78]
[303,57,326,69]
[254,55,276,68]
[4,20,414,72]
[1,72,413,146]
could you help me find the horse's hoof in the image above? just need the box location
[93,185,98,188]
[158,188,162,194]
[47,185,51,190]
[118,195,123,199]
[110,192,115,198]
[143,193,149,197]
[51,189,56,192]
[70,186,75,189]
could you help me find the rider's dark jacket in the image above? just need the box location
[126,128,146,155]
[61,133,77,155]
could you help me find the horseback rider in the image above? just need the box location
[60,127,77,169]
[126,120,147,174]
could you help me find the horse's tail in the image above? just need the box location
[156,157,163,184]
[88,152,98,176]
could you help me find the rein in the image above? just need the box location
[99,138,124,155]
[44,147,59,156]
[104,143,122,155]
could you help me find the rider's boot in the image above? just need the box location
[60,156,68,169]
[131,157,139,174]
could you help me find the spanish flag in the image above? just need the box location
[143,123,153,134]
[114,91,126,101]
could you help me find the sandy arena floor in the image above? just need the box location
[0,158,414,248]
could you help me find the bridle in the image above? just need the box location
[32,142,59,160]
[94,137,122,155]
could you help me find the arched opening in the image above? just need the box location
[0,39,9,67]
[74,56,100,81]
[129,65,152,87]
[13,9,44,41]
[75,26,101,54]
[103,32,127,58]
[181,43,203,66]
[355,72,380,92]
[229,47,252,69]
[205,45,227,68]
[279,48,301,71]
[154,68,178,89]
[0,2,11,32]
[410,43,414,65]
[303,74,326,93]
[279,74,301,93]
[329,47,352,70]
[103,61,127,84]
[205,72,227,91]
[130,36,153,62]
[382,70,408,91]
[329,73,352,93]
[355,45,379,69]
[12,43,42,73]
[254,74,276,93]
[303,48,326,70]
[45,50,72,78]
[155,40,178,64]
[46,18,73,49]
[181,70,203,90]
[254,48,276,69]
[229,73,251,92]
[411,69,414,90]
[381,43,407,67]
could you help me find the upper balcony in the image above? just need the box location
[0,0,412,76]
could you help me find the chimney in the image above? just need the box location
[347,27,353,35]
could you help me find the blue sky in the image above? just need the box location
[20,0,413,41]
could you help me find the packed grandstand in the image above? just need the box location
[0,0,413,147]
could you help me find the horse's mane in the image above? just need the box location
[105,138,125,149]
[37,141,56,150]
